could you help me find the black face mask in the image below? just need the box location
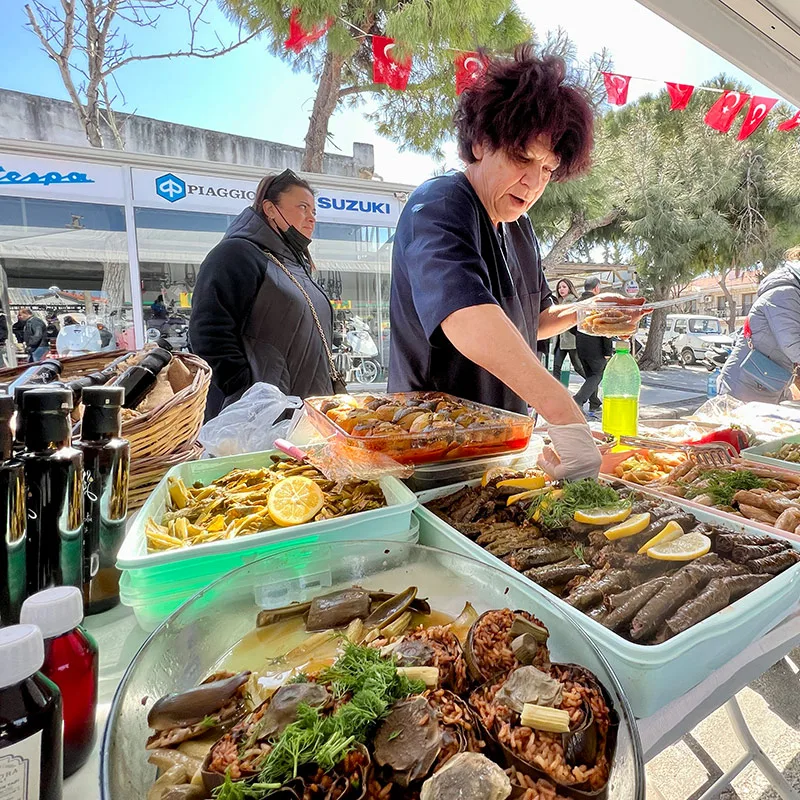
[275,207,312,254]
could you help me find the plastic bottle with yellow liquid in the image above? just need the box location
[601,340,641,443]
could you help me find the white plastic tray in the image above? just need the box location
[415,481,800,718]
[742,433,800,474]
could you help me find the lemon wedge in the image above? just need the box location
[646,531,711,561]
[268,477,325,527]
[497,476,547,491]
[507,487,550,506]
[637,520,684,554]
[603,512,651,540]
[574,505,632,525]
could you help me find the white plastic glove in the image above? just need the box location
[537,423,602,481]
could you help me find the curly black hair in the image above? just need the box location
[454,46,594,181]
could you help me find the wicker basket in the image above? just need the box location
[128,441,204,510]
[0,350,129,382]
[122,353,211,460]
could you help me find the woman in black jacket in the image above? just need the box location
[190,170,337,418]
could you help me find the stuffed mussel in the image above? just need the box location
[142,587,619,800]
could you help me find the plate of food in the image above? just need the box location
[102,541,644,800]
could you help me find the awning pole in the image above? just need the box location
[122,166,145,349]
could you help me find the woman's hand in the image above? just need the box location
[537,424,603,480]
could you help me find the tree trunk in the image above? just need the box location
[302,48,346,173]
[718,270,737,333]
[637,306,667,371]
[541,210,621,270]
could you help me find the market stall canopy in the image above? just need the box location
[635,0,800,106]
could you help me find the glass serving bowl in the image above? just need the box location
[101,540,645,799]
[577,305,640,338]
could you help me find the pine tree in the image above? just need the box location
[220,0,531,171]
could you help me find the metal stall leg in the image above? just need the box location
[694,697,800,800]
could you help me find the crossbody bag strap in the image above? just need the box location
[262,250,346,386]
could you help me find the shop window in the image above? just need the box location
[0,195,133,361]
[741,293,755,315]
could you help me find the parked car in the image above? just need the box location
[634,314,734,366]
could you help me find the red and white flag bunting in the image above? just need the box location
[602,72,631,105]
[455,52,489,95]
[372,36,412,91]
[778,109,800,131]
[665,82,694,111]
[738,96,779,140]
[283,8,332,53]
[704,90,750,133]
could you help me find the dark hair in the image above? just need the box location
[253,169,314,220]
[454,47,594,181]
[584,276,601,292]
[556,278,578,297]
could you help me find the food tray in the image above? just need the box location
[121,516,420,631]
[102,539,645,800]
[577,305,640,338]
[117,450,418,627]
[415,481,800,718]
[404,437,545,492]
[304,392,533,465]
[742,433,800,474]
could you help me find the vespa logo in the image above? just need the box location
[155,173,187,203]
[0,165,95,186]
[317,196,392,216]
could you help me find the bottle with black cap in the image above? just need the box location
[0,393,26,625]
[111,347,172,408]
[76,386,129,614]
[21,388,84,597]
[14,384,40,455]
[7,358,63,394]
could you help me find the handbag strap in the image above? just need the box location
[262,250,346,385]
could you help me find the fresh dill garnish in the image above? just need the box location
[214,773,280,800]
[200,714,217,729]
[573,544,586,563]
[388,729,402,741]
[287,672,309,684]
[526,480,626,529]
[256,642,425,786]
[683,469,766,507]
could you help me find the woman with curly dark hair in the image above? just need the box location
[388,48,644,479]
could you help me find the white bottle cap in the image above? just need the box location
[0,625,44,689]
[21,586,84,639]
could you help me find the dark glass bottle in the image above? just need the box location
[61,351,137,404]
[76,386,129,614]
[0,624,63,800]
[21,586,98,777]
[13,384,40,455]
[111,347,172,408]
[21,389,84,597]
[0,394,27,625]
[7,359,63,394]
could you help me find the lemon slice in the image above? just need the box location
[497,476,547,491]
[637,520,684,554]
[574,505,632,525]
[604,512,651,540]
[268,477,325,527]
[507,487,550,506]
[647,531,711,561]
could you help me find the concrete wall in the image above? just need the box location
[0,88,375,178]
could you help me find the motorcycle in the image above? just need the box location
[332,314,382,384]
[661,338,681,367]
[146,313,189,351]
[703,342,732,372]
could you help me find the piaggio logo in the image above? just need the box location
[155,173,187,203]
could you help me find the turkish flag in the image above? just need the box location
[778,109,800,131]
[372,36,412,90]
[602,72,631,105]
[704,90,749,133]
[737,96,778,140]
[665,82,694,111]
[284,8,332,53]
[455,52,489,95]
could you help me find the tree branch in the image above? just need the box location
[338,82,382,99]
[542,209,621,270]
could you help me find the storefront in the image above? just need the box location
[0,140,410,370]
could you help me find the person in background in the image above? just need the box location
[551,278,585,382]
[574,277,612,418]
[12,311,25,344]
[44,313,60,351]
[19,308,47,362]
[191,169,336,419]
[719,247,800,402]
[63,315,78,326]
[151,295,168,319]
[97,323,113,348]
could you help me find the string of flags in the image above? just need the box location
[602,72,799,140]
[282,8,800,135]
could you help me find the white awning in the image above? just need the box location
[636,0,800,106]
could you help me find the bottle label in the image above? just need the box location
[0,730,41,800]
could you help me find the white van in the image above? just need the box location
[635,314,735,365]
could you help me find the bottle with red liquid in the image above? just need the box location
[0,624,63,799]
[21,586,98,777]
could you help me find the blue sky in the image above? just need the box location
[0,0,786,184]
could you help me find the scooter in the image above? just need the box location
[661,338,681,367]
[332,315,382,384]
[704,342,732,372]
